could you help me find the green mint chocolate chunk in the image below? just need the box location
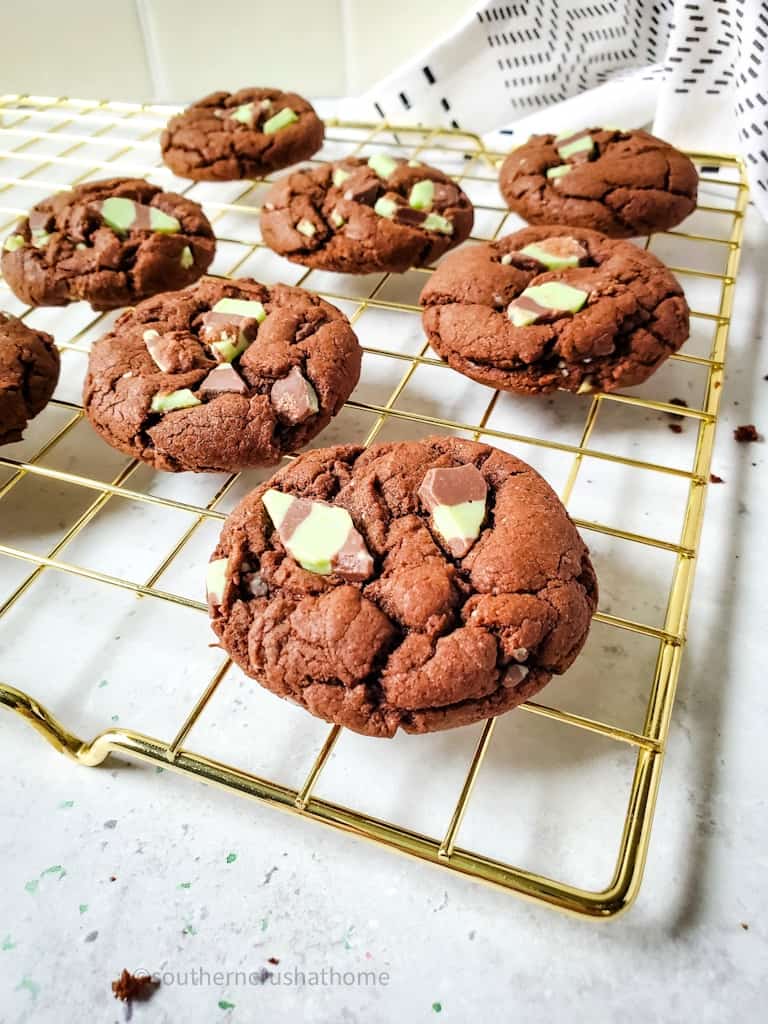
[332,167,351,188]
[296,218,316,237]
[149,207,181,234]
[180,245,194,269]
[558,135,594,160]
[433,501,486,555]
[330,209,345,228]
[206,558,229,606]
[500,253,513,265]
[150,388,201,413]
[525,281,588,311]
[100,196,136,233]
[263,107,298,134]
[75,242,88,250]
[423,212,453,235]
[409,180,435,211]
[374,197,397,219]
[32,228,51,248]
[212,336,249,363]
[262,488,294,528]
[230,103,254,125]
[407,159,422,167]
[519,239,584,270]
[368,154,398,179]
[3,234,24,252]
[546,164,572,180]
[212,297,267,322]
[262,488,373,579]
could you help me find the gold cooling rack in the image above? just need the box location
[0,95,748,919]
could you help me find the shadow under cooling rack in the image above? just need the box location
[0,94,749,918]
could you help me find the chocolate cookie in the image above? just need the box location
[0,312,60,444]
[83,276,361,473]
[1,178,215,311]
[420,226,690,395]
[499,128,698,237]
[260,155,474,274]
[160,88,325,182]
[207,436,597,737]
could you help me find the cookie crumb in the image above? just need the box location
[668,423,683,434]
[709,474,724,484]
[267,957,280,965]
[741,922,749,931]
[714,381,721,389]
[668,397,688,419]
[734,424,759,443]
[111,969,158,1003]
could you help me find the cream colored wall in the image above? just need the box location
[0,0,472,102]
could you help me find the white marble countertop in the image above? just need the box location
[0,101,766,1023]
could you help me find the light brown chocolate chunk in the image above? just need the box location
[199,363,248,395]
[418,463,487,509]
[270,366,318,424]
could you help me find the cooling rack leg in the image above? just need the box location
[0,682,113,764]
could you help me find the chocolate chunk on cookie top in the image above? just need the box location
[1,178,215,311]
[0,312,60,444]
[160,88,324,181]
[260,156,474,274]
[83,276,361,473]
[420,225,690,395]
[499,128,698,237]
[208,437,597,737]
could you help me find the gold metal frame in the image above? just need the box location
[0,95,748,918]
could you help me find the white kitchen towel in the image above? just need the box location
[340,0,768,217]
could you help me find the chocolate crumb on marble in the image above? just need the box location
[260,155,473,274]
[208,436,597,737]
[0,312,60,444]
[668,423,683,434]
[1,178,215,311]
[499,127,698,237]
[420,225,689,395]
[161,88,324,181]
[734,424,759,443]
[83,276,361,472]
[111,970,158,1003]
[709,474,724,483]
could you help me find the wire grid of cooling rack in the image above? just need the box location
[0,95,748,919]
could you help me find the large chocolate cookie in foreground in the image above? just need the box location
[499,128,697,237]
[207,437,597,737]
[84,276,361,472]
[1,178,215,311]
[420,226,689,395]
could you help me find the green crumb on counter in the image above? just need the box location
[79,904,88,915]
[2,935,16,951]
[59,800,74,809]
[16,978,40,999]
[219,999,235,1010]
[24,880,38,895]
[432,1002,442,1013]
[226,852,238,864]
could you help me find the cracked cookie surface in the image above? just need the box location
[83,276,361,473]
[260,156,474,274]
[499,129,697,237]
[420,226,690,395]
[161,88,324,181]
[0,312,60,444]
[1,178,215,311]
[208,436,597,737]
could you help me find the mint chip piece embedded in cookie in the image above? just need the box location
[230,102,255,125]
[296,219,316,238]
[519,236,587,270]
[150,388,201,413]
[3,234,24,252]
[546,164,572,181]
[367,154,398,180]
[332,167,351,188]
[507,281,588,327]
[206,557,229,607]
[374,197,398,219]
[263,107,298,134]
[418,463,488,558]
[423,212,453,235]
[262,488,374,580]
[409,180,435,210]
